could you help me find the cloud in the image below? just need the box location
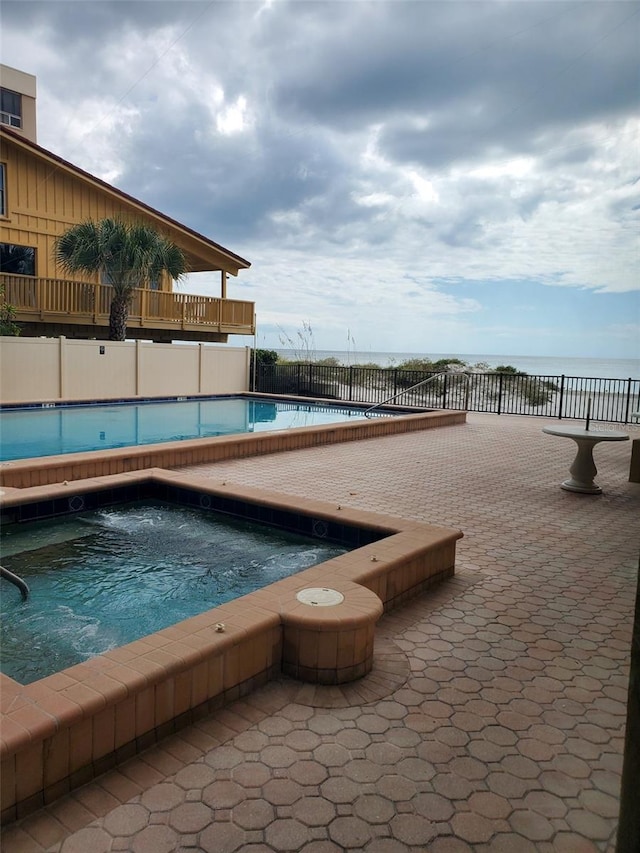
[1,0,638,358]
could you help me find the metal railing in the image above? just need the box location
[1,566,29,600]
[253,363,640,424]
[364,372,469,417]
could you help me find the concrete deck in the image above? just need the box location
[2,412,638,852]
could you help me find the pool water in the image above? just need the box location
[0,397,383,461]
[0,502,348,684]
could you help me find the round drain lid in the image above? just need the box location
[296,587,345,607]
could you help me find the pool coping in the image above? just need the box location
[0,396,466,489]
[0,468,463,822]
[0,392,431,412]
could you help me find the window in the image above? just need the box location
[0,88,22,129]
[0,163,5,216]
[0,243,36,275]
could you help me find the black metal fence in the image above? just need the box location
[253,363,640,424]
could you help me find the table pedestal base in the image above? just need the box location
[562,441,601,493]
[561,478,602,495]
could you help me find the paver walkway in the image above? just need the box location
[2,413,638,853]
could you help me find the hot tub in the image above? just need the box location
[0,468,462,823]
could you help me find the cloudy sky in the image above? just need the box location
[2,0,639,361]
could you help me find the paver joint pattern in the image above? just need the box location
[1,413,636,853]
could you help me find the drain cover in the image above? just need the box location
[296,587,345,607]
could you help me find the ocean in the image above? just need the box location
[274,350,640,381]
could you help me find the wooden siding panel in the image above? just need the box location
[2,142,179,279]
[7,138,204,270]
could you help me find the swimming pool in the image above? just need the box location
[0,501,348,684]
[0,402,466,491]
[0,396,386,461]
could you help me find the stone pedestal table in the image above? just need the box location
[543,425,629,494]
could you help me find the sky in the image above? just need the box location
[1,0,639,361]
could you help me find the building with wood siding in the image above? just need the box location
[0,69,254,343]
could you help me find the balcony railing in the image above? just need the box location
[0,273,255,336]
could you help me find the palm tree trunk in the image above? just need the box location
[108,292,130,341]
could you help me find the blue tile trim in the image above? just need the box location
[0,394,243,412]
[0,482,387,548]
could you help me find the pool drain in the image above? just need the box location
[296,587,344,607]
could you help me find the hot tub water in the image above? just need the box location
[0,502,347,684]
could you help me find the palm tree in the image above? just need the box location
[54,218,188,341]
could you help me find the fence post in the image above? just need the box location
[558,375,565,420]
[296,363,301,394]
[348,366,353,402]
[442,374,448,409]
[624,378,632,425]
[58,335,65,400]
[135,339,142,396]
[497,373,503,414]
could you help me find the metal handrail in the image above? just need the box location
[1,565,30,600]
[364,371,471,417]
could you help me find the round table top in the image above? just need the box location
[543,425,629,441]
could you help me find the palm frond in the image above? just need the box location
[53,217,189,339]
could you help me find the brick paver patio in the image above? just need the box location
[2,413,638,852]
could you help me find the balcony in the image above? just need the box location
[0,273,256,342]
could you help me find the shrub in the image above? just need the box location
[431,357,467,370]
[0,284,20,336]
[396,358,438,372]
[495,364,523,375]
[252,348,279,366]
